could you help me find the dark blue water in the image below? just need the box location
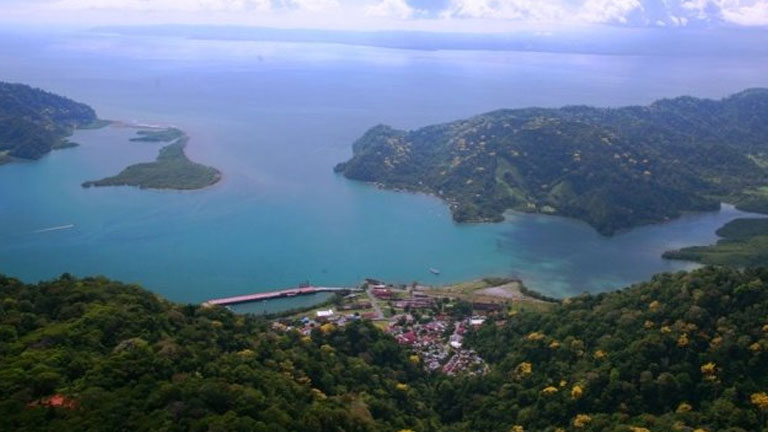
[0,31,766,309]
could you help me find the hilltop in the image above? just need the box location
[335,89,768,235]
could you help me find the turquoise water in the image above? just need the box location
[0,31,766,308]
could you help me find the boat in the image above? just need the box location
[429,268,441,275]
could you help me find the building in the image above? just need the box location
[372,288,393,299]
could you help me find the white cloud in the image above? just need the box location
[440,0,644,24]
[716,0,768,25]
[578,0,644,24]
[49,0,342,13]
[440,0,568,22]
[50,0,273,12]
[281,0,340,12]
[5,0,768,29]
[365,0,415,19]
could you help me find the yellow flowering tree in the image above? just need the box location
[516,362,533,376]
[751,392,768,410]
[700,362,717,381]
[572,414,592,428]
[644,320,655,329]
[571,385,584,400]
[541,386,558,396]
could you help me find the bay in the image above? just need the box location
[0,30,766,310]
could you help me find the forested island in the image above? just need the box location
[2,266,768,431]
[335,89,768,235]
[664,218,768,267]
[82,128,221,190]
[0,82,104,164]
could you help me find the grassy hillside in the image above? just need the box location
[664,218,768,267]
[0,82,98,160]
[335,89,768,235]
[2,267,768,431]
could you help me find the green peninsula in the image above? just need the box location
[664,218,768,267]
[0,81,102,163]
[83,128,221,190]
[335,89,768,235]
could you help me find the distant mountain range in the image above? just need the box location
[336,89,768,235]
[93,25,768,57]
[0,82,98,162]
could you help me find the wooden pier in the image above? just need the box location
[203,286,355,306]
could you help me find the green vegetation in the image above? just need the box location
[0,274,434,432]
[664,218,768,266]
[336,89,768,235]
[459,266,768,431]
[82,131,221,190]
[130,127,185,142]
[0,82,98,161]
[3,267,768,431]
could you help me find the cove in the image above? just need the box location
[0,30,766,310]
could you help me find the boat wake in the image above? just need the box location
[33,224,75,234]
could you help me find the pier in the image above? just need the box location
[203,286,357,306]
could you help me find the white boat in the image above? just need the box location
[429,268,440,275]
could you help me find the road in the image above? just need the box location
[365,288,385,319]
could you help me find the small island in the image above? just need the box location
[82,127,221,190]
[663,218,768,267]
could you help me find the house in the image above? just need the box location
[371,288,393,299]
[316,309,334,319]
[396,331,417,345]
[450,334,463,349]
[469,317,486,327]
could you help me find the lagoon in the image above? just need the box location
[0,30,766,309]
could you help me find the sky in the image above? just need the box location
[1,0,768,32]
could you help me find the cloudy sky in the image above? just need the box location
[2,0,768,31]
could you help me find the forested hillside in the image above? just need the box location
[2,267,768,431]
[0,82,98,162]
[0,274,436,432]
[335,89,768,235]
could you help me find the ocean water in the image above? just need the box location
[0,30,766,310]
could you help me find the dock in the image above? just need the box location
[203,286,357,306]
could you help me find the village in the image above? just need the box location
[268,277,555,376]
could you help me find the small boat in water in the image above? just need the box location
[429,268,441,275]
